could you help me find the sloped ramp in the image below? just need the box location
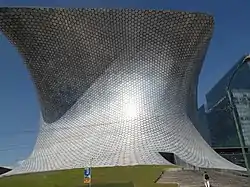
[157,168,249,187]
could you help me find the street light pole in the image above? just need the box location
[226,54,250,176]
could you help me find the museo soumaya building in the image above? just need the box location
[0,7,246,175]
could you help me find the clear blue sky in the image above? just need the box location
[0,0,249,167]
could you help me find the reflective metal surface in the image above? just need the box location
[0,8,245,175]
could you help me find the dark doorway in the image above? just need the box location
[159,152,176,164]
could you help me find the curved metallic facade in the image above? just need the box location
[0,8,245,175]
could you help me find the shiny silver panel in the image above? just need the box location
[0,8,245,175]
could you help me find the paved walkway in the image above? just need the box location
[157,168,250,187]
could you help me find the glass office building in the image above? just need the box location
[205,61,250,147]
[201,61,250,167]
[232,89,250,147]
[206,62,250,110]
[206,96,240,147]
